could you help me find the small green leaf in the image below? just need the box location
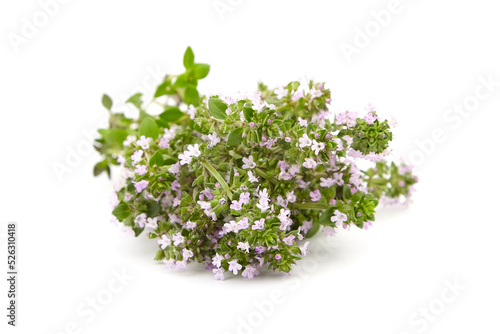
[193,63,210,79]
[102,94,113,110]
[208,97,227,120]
[243,105,254,122]
[126,93,143,109]
[173,73,188,88]
[154,81,175,97]
[146,201,161,217]
[98,129,128,149]
[183,46,195,69]
[227,127,244,147]
[149,151,164,168]
[163,157,177,165]
[112,202,131,220]
[138,116,159,139]
[154,250,166,261]
[93,160,110,177]
[318,207,335,226]
[306,222,320,238]
[159,107,184,122]
[184,86,199,106]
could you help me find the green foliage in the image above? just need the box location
[94,47,417,279]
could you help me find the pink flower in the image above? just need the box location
[330,210,348,225]
[135,165,147,175]
[252,218,265,230]
[310,189,322,202]
[134,180,149,193]
[283,235,296,246]
[213,268,225,280]
[228,260,242,275]
[274,86,288,99]
[158,235,171,249]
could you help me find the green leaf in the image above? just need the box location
[93,160,110,177]
[318,207,335,226]
[184,86,199,106]
[183,46,195,69]
[133,226,144,237]
[146,201,161,217]
[98,129,128,149]
[102,94,113,110]
[138,116,159,139]
[306,222,321,238]
[159,107,184,122]
[154,81,175,97]
[227,127,244,147]
[163,157,177,165]
[126,93,142,109]
[243,105,254,122]
[173,73,188,88]
[208,97,227,120]
[149,151,164,168]
[112,202,131,220]
[154,250,166,261]
[193,63,210,79]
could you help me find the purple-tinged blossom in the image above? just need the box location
[242,155,256,169]
[228,260,242,275]
[134,180,149,193]
[330,210,348,225]
[158,235,171,249]
[310,189,322,202]
[173,232,185,246]
[137,136,152,149]
[252,218,265,230]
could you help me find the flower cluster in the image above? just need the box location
[95,47,417,280]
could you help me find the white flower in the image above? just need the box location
[213,268,225,280]
[169,162,181,174]
[320,177,335,187]
[330,210,348,225]
[187,105,196,119]
[178,153,192,165]
[247,171,258,182]
[237,242,250,253]
[303,158,317,169]
[146,217,158,230]
[212,253,224,267]
[274,86,288,99]
[131,150,144,163]
[207,133,220,148]
[258,188,269,200]
[299,134,312,148]
[228,260,242,275]
[309,87,322,99]
[134,213,147,228]
[123,135,137,147]
[137,136,152,149]
[242,266,260,279]
[182,249,194,261]
[242,155,256,169]
[158,235,171,249]
[311,140,325,155]
[186,144,201,157]
[173,232,185,246]
[286,191,297,203]
[185,221,196,230]
[197,200,211,210]
[299,241,310,256]
[298,117,308,127]
[256,198,270,213]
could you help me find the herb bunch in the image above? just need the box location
[95,47,417,280]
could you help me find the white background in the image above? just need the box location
[1,0,499,333]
